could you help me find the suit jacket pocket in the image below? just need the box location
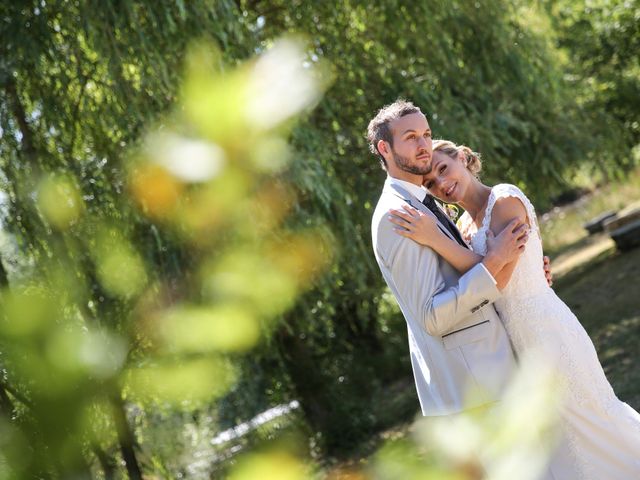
[442,318,491,350]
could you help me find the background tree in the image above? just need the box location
[236,0,626,453]
[544,0,640,176]
[0,0,637,476]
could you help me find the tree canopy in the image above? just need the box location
[0,0,637,477]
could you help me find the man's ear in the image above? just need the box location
[377,139,389,157]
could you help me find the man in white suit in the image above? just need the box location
[369,99,528,415]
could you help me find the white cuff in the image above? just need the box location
[478,262,497,285]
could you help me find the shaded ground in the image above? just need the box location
[541,169,640,409]
[553,240,640,408]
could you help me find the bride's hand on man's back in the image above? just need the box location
[543,255,553,286]
[388,205,440,247]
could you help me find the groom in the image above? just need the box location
[369,99,534,415]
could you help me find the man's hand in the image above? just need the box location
[482,218,529,277]
[543,255,553,286]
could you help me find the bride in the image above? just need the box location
[389,139,640,479]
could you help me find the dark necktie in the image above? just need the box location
[421,194,468,248]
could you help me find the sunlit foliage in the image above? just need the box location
[0,0,637,477]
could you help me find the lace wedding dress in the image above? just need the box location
[459,183,640,479]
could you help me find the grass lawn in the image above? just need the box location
[553,242,640,409]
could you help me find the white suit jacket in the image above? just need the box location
[371,177,517,415]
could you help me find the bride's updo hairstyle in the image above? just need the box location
[432,140,482,178]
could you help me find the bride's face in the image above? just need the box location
[423,150,470,203]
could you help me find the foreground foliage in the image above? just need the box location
[0,0,638,477]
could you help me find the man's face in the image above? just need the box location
[387,112,432,175]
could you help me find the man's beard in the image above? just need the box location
[391,149,431,175]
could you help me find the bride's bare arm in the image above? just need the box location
[388,205,526,286]
[488,197,530,289]
[389,206,482,273]
[418,226,485,274]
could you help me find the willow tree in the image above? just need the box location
[1,0,631,473]
[0,2,315,478]
[229,0,610,452]
[544,0,640,162]
[0,1,250,275]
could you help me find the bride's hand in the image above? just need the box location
[388,205,439,246]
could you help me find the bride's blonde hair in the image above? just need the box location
[432,140,482,177]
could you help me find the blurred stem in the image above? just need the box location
[0,257,27,413]
[0,384,14,415]
[0,255,8,288]
[0,380,32,408]
[109,393,143,480]
[0,258,11,415]
[92,444,116,480]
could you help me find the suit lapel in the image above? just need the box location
[385,182,460,244]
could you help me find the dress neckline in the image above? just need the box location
[458,186,494,235]
[479,187,498,233]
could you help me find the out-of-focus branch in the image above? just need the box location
[110,392,143,480]
[4,76,37,162]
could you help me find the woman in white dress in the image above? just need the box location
[388,139,640,479]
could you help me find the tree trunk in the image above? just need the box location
[109,393,143,480]
[4,76,37,162]
[277,330,331,439]
[92,444,116,480]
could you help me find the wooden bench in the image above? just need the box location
[583,210,617,234]
[604,204,640,251]
[609,219,640,251]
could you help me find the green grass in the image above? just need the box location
[539,167,640,257]
[554,245,640,409]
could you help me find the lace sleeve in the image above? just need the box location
[482,184,540,237]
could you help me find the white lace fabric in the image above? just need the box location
[458,183,640,479]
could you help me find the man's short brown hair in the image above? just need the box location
[366,99,421,170]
